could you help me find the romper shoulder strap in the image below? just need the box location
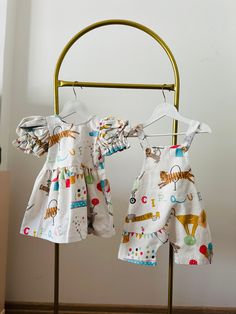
[181,120,201,151]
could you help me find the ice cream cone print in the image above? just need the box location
[44,199,59,226]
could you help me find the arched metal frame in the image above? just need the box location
[54,19,180,113]
[53,19,180,314]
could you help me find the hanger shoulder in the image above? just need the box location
[142,102,193,128]
[198,122,212,133]
[142,102,171,127]
[59,99,92,122]
[141,102,212,135]
[59,100,80,117]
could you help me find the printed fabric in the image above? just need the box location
[118,121,213,266]
[13,114,130,243]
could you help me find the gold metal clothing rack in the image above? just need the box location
[53,19,180,314]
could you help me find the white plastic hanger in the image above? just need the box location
[59,99,92,124]
[58,83,92,124]
[140,102,212,137]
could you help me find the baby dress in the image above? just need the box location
[118,120,213,266]
[13,114,130,243]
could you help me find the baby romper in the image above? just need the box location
[13,114,130,243]
[118,120,213,266]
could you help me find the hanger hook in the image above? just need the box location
[162,85,166,103]
[72,81,79,100]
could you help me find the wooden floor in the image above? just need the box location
[4,302,236,314]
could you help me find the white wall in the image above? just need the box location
[0,1,16,312]
[5,0,236,308]
[0,0,16,170]
[0,0,7,93]
[0,172,10,312]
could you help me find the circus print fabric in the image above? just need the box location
[118,121,213,266]
[13,114,130,243]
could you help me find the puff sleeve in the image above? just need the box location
[12,116,50,157]
[97,116,130,156]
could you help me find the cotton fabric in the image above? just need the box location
[118,121,213,266]
[13,114,130,243]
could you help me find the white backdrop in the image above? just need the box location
[3,0,236,308]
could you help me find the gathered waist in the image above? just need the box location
[38,164,104,187]
[42,163,103,172]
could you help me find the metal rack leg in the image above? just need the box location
[167,243,174,314]
[54,243,59,314]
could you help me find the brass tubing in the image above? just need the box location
[54,243,59,314]
[168,243,174,314]
[58,81,175,90]
[53,20,180,314]
[169,70,179,314]
[54,19,180,113]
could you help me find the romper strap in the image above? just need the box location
[181,120,201,151]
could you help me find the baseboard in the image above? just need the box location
[5,302,236,314]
